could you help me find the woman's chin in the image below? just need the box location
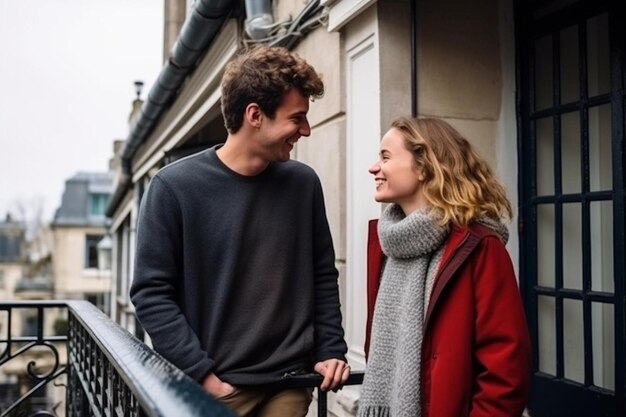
[374,194,391,204]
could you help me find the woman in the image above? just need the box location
[358,117,531,417]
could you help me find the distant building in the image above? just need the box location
[51,172,113,314]
[0,172,113,415]
[0,214,58,413]
[0,214,26,410]
[0,214,26,298]
[0,215,52,355]
[0,213,27,349]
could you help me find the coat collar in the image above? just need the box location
[423,224,497,330]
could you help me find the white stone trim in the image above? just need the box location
[327,0,377,32]
[110,194,133,232]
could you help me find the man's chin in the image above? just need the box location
[276,152,291,162]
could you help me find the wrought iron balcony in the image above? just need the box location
[0,301,363,417]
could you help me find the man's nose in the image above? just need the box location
[300,118,311,137]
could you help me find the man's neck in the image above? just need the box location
[216,134,269,176]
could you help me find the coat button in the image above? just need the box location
[432,354,438,359]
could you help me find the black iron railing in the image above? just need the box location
[0,301,363,417]
[0,301,67,417]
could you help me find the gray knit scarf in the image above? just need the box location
[358,204,449,417]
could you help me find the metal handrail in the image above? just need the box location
[0,301,234,417]
[66,300,235,417]
[0,301,364,417]
[267,372,365,417]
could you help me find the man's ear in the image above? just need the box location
[244,103,263,128]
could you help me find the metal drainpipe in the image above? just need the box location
[411,0,417,118]
[244,0,274,40]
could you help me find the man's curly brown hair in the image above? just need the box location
[220,46,324,133]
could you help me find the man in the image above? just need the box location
[130,46,349,417]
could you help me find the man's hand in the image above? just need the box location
[202,372,235,398]
[314,359,350,391]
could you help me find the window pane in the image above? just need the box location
[589,104,612,192]
[560,25,579,104]
[90,193,109,216]
[21,310,39,337]
[538,295,556,375]
[563,299,584,383]
[536,117,555,196]
[563,203,582,290]
[587,13,610,97]
[85,235,102,269]
[537,204,555,287]
[590,201,614,293]
[12,308,36,338]
[592,302,615,390]
[43,307,67,338]
[561,111,581,193]
[535,35,553,111]
[116,229,124,297]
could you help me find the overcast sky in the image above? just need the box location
[0,0,164,222]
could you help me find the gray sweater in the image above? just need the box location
[130,146,347,385]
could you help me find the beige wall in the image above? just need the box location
[276,0,348,264]
[417,0,502,168]
[417,0,520,257]
[0,263,25,337]
[378,0,413,129]
[292,26,346,262]
[52,227,111,297]
[0,263,23,300]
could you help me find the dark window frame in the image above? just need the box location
[515,0,625,415]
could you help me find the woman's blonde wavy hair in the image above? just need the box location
[391,116,513,227]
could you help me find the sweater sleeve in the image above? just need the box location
[470,237,532,417]
[130,176,214,382]
[311,177,348,363]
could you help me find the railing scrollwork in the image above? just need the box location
[0,302,67,417]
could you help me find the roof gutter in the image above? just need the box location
[106,0,235,218]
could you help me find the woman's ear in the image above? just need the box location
[244,103,263,128]
[417,167,426,182]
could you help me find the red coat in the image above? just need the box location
[365,220,531,417]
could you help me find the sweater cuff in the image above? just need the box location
[186,358,216,383]
[314,351,347,364]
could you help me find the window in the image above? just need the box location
[89,193,109,216]
[85,294,99,306]
[86,293,109,314]
[85,235,102,269]
[519,3,625,415]
[23,315,37,337]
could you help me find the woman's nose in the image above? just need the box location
[368,161,380,174]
